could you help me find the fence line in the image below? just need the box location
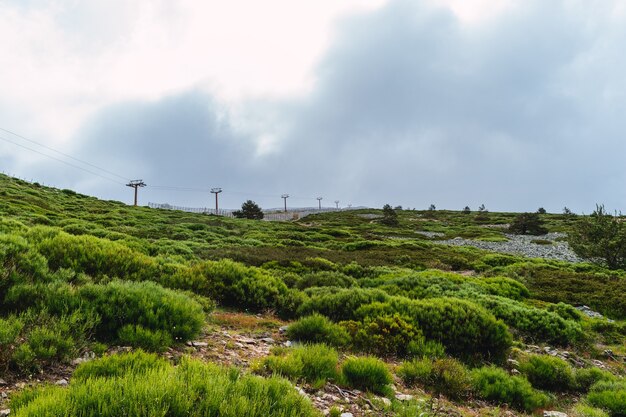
[147,202,341,221]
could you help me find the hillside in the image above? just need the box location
[0,173,625,417]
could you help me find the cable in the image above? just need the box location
[0,126,130,182]
[0,134,125,185]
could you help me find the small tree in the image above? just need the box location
[428,204,436,211]
[569,204,626,269]
[537,207,547,214]
[475,204,490,222]
[509,212,547,235]
[233,200,264,220]
[380,204,399,226]
[462,206,471,215]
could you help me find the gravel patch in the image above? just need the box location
[436,232,582,263]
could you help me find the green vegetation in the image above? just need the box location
[11,352,320,417]
[1,174,625,416]
[509,212,548,235]
[340,356,392,395]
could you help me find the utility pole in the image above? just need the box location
[281,194,289,212]
[210,188,222,215]
[334,200,340,209]
[126,180,146,207]
[317,196,323,210]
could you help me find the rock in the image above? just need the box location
[279,326,288,334]
[236,336,256,344]
[55,379,68,386]
[296,386,307,397]
[543,412,568,417]
[191,341,209,348]
[15,383,25,389]
[340,413,354,417]
[380,397,392,406]
[507,359,520,368]
[0,409,9,417]
[1,392,7,399]
[395,394,414,401]
[260,337,275,344]
[0,379,6,386]
[284,341,293,347]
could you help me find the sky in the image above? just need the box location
[1,0,625,213]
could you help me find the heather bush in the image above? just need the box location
[11,355,320,417]
[340,314,420,357]
[287,314,351,347]
[398,358,472,399]
[297,288,390,321]
[256,344,339,388]
[470,365,550,412]
[296,271,356,290]
[519,354,576,392]
[73,350,168,381]
[586,380,626,416]
[356,297,512,360]
[340,356,392,395]
[575,367,617,393]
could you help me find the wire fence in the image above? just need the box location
[147,202,342,221]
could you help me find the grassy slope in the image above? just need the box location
[1,174,625,416]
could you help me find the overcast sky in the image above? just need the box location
[1,0,625,213]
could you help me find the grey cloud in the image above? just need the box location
[29,0,626,212]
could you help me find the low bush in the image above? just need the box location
[297,288,390,321]
[11,354,320,417]
[571,403,610,417]
[257,344,339,388]
[519,354,576,392]
[287,314,351,347]
[296,271,356,290]
[586,380,626,417]
[72,350,168,381]
[340,356,392,395]
[406,338,446,359]
[398,358,471,400]
[473,295,583,345]
[575,367,617,393]
[356,297,512,360]
[470,366,550,412]
[340,314,420,357]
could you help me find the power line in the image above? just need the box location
[0,126,129,182]
[0,134,125,185]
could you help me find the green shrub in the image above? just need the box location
[116,325,173,352]
[473,295,583,345]
[406,338,446,359]
[519,354,576,392]
[168,259,289,312]
[509,213,547,235]
[586,380,626,417]
[548,302,584,321]
[296,271,356,290]
[471,366,550,412]
[356,297,512,360]
[79,280,205,344]
[11,355,320,417]
[340,314,419,357]
[575,367,617,393]
[398,358,471,400]
[257,344,339,388]
[73,350,168,381]
[571,403,611,417]
[340,356,392,395]
[297,288,390,321]
[587,380,626,417]
[481,277,530,300]
[0,315,23,366]
[397,358,433,387]
[287,314,351,347]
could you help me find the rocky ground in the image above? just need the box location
[436,232,582,263]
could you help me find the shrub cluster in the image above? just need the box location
[11,353,320,417]
[286,314,351,347]
[398,358,472,400]
[256,344,339,388]
[340,356,392,395]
